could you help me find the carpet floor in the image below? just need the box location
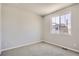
[1,42,79,56]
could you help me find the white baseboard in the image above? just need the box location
[1,40,79,54]
[1,40,42,52]
[44,40,79,53]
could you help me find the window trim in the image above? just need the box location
[50,12,72,35]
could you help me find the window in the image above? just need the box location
[51,13,71,35]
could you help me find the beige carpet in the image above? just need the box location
[1,42,79,56]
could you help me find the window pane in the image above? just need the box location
[52,16,59,33]
[55,16,59,24]
[61,15,66,25]
[51,13,71,35]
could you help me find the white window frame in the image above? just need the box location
[50,12,71,35]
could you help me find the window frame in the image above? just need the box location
[50,12,71,35]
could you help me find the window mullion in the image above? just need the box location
[59,16,61,32]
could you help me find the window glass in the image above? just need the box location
[51,13,71,35]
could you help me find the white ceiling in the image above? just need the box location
[4,3,74,16]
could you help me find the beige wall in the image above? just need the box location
[2,4,42,49]
[1,3,79,53]
[43,4,79,52]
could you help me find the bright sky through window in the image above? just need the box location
[51,13,71,35]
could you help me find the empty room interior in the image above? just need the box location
[0,3,79,56]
